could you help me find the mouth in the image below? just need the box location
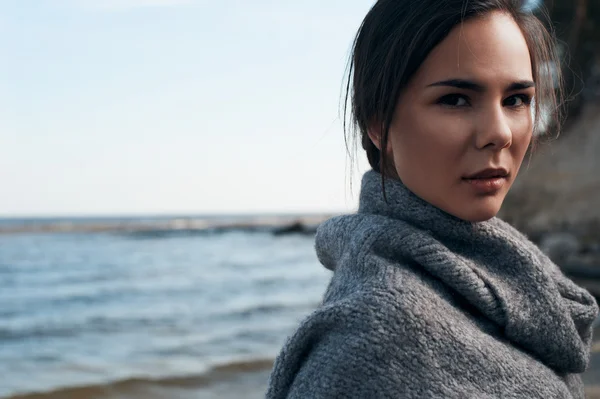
[462,168,510,194]
[463,167,509,180]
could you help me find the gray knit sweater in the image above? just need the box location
[266,170,599,399]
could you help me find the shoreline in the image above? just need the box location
[3,359,275,399]
[0,216,332,236]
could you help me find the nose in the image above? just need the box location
[475,106,512,150]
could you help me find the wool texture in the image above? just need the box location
[266,170,599,399]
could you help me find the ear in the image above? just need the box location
[367,123,383,151]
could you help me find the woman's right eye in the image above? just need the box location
[437,94,470,107]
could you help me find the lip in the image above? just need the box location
[463,167,509,180]
[462,176,507,194]
[462,167,510,194]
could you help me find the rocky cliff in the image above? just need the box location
[500,103,600,298]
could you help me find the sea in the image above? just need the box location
[0,215,332,399]
[2,215,599,399]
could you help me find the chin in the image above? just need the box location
[462,211,499,223]
[459,201,503,222]
[439,199,502,222]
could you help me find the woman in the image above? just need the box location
[267,0,599,398]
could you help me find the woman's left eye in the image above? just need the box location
[504,94,531,107]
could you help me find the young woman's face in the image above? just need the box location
[372,11,535,222]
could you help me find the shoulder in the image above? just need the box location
[287,282,412,345]
[267,274,467,398]
[267,285,417,398]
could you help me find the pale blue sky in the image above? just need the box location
[1,0,373,216]
[0,0,543,217]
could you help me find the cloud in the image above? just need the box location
[70,0,195,11]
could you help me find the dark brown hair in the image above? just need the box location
[343,0,563,178]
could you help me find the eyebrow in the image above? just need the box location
[427,79,535,92]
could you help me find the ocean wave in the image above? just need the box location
[0,315,180,342]
[215,301,317,320]
[4,358,274,399]
[0,299,315,342]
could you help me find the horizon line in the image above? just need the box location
[0,209,351,220]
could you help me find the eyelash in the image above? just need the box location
[437,93,533,108]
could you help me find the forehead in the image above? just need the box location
[411,11,533,86]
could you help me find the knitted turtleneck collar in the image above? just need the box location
[316,170,598,373]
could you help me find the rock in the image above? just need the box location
[499,104,600,237]
[272,221,317,236]
[539,233,581,264]
[498,104,600,290]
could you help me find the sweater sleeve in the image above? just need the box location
[266,288,425,399]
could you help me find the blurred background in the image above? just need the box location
[0,0,598,398]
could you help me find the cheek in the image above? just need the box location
[388,112,471,183]
[509,113,533,153]
[390,112,470,162]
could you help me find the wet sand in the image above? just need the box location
[5,360,274,399]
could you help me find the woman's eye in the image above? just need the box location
[438,94,469,107]
[504,94,531,107]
